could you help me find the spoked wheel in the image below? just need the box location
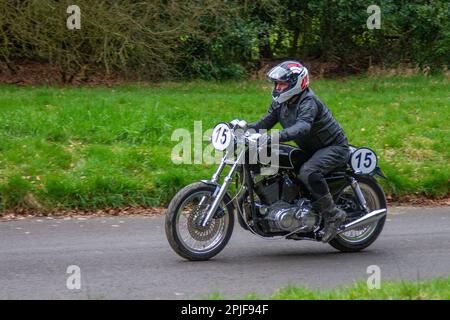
[165,182,234,261]
[329,176,387,252]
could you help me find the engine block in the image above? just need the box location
[262,199,317,233]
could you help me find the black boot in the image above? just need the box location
[312,193,347,243]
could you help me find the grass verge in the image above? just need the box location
[0,75,448,212]
[207,277,450,300]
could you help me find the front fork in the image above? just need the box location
[200,150,244,227]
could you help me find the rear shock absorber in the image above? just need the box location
[349,176,368,213]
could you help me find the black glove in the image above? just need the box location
[229,119,247,130]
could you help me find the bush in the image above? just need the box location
[0,1,448,80]
[0,0,225,82]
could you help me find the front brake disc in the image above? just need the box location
[187,205,220,241]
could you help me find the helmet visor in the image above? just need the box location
[266,65,290,82]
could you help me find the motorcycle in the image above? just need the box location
[165,120,387,261]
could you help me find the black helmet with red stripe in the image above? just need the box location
[266,61,309,104]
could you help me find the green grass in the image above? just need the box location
[0,75,448,211]
[207,277,450,300]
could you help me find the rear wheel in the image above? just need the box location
[329,176,387,252]
[165,182,235,261]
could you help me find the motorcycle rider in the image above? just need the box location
[246,61,350,242]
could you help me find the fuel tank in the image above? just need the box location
[258,143,308,170]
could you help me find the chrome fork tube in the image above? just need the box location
[211,151,228,183]
[201,150,244,227]
[196,152,229,208]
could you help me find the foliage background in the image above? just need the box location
[1,0,449,82]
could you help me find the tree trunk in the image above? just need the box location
[289,29,300,57]
[258,33,273,60]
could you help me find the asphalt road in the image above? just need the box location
[0,206,449,299]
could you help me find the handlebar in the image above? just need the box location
[228,119,269,147]
[229,119,248,130]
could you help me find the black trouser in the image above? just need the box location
[298,145,350,200]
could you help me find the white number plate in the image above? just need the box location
[211,123,232,151]
[350,147,377,174]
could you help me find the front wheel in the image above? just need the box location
[165,182,235,261]
[329,176,387,252]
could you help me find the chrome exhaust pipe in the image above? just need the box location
[338,208,387,234]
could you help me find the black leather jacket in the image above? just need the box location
[248,88,348,153]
